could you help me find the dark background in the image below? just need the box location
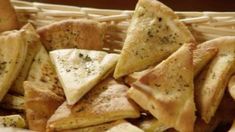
[28,0,235,11]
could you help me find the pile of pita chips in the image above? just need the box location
[24,42,65,131]
[0,24,44,130]
[0,22,64,131]
[0,0,235,131]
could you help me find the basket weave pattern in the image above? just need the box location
[12,0,235,52]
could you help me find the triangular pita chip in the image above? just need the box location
[195,36,235,123]
[10,23,41,94]
[37,19,105,51]
[27,45,64,97]
[129,43,196,132]
[0,30,28,100]
[24,81,64,132]
[50,49,119,105]
[114,0,195,78]
[47,78,140,131]
[61,120,143,132]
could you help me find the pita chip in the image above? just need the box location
[129,43,196,132]
[50,49,119,105]
[37,19,105,51]
[10,24,41,94]
[114,0,194,78]
[195,36,235,123]
[47,78,140,131]
[24,81,64,132]
[0,29,28,100]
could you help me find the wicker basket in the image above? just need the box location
[12,0,235,53]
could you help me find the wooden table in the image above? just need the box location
[29,0,235,11]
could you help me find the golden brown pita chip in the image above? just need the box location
[0,0,18,32]
[195,36,235,123]
[10,24,41,94]
[47,78,140,131]
[50,49,119,105]
[114,0,195,78]
[27,45,64,97]
[129,43,196,132]
[24,81,64,132]
[37,19,105,51]
[0,30,28,100]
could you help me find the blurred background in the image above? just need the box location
[27,0,235,11]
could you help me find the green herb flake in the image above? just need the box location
[84,55,92,61]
